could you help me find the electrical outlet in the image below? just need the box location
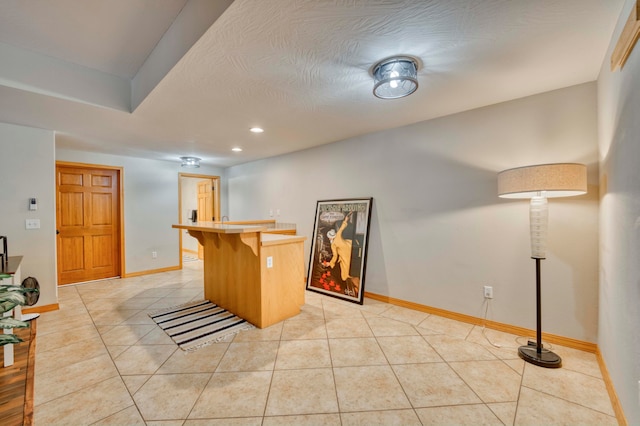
[152,251,157,259]
[269,209,274,217]
[266,256,273,268]
[25,219,40,229]
[483,285,493,299]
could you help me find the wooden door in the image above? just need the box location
[196,179,213,259]
[56,165,120,285]
[197,180,214,222]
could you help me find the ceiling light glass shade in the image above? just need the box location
[497,163,587,199]
[372,56,419,99]
[180,156,201,168]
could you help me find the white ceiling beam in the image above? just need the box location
[0,41,130,112]
[131,0,234,111]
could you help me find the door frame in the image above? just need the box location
[178,173,221,268]
[56,161,125,283]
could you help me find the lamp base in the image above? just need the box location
[518,345,562,368]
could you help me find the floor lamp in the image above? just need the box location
[498,163,587,368]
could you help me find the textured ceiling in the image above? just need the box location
[0,0,626,167]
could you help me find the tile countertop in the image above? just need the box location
[172,223,304,245]
[172,222,268,234]
[173,221,297,234]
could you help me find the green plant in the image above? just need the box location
[0,273,38,346]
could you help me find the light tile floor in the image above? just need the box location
[34,261,617,425]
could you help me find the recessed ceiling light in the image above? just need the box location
[232,147,243,152]
[249,127,264,133]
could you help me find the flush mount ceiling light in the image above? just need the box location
[372,56,419,99]
[180,156,201,168]
[232,147,243,152]
[249,127,264,133]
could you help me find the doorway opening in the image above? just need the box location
[178,173,220,267]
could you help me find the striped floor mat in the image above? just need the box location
[148,300,254,351]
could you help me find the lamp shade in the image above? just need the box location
[497,163,587,199]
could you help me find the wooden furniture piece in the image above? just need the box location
[0,322,36,426]
[2,256,22,367]
[172,222,306,328]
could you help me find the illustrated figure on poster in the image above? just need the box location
[323,211,360,297]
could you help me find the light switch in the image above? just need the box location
[266,256,273,268]
[25,219,40,229]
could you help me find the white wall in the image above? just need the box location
[0,122,57,307]
[56,148,226,274]
[227,82,600,342]
[597,0,640,422]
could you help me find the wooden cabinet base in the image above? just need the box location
[175,223,306,328]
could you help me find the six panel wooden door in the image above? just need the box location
[56,165,120,285]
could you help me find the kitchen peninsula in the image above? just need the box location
[172,222,306,328]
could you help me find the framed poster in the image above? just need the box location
[306,198,373,304]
